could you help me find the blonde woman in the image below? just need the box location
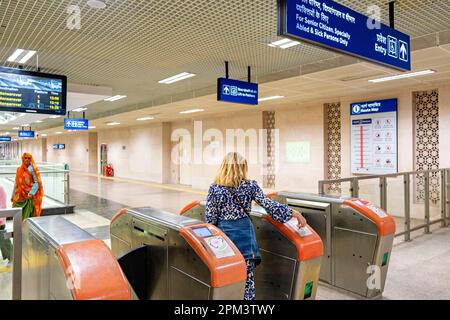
[205,152,306,300]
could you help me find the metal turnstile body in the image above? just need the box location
[110,207,247,300]
[22,216,131,300]
[180,202,323,300]
[271,192,396,298]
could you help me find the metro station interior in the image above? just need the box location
[1,0,450,301]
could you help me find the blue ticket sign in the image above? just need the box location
[64,118,89,130]
[18,130,35,138]
[278,0,411,71]
[0,136,12,142]
[217,78,258,105]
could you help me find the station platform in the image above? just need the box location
[3,171,449,300]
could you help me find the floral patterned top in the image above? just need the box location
[205,180,293,225]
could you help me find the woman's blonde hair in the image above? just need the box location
[214,152,248,188]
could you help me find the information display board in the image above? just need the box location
[351,99,398,174]
[0,67,67,115]
[278,0,411,71]
[217,78,258,105]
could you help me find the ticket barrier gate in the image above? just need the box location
[270,192,396,298]
[179,201,323,300]
[110,207,247,300]
[22,216,131,300]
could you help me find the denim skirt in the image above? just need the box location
[218,217,261,265]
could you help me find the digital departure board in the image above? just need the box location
[0,67,67,115]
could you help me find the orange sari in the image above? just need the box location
[12,153,44,217]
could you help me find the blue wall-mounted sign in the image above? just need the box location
[278,0,411,71]
[217,78,258,105]
[64,118,89,130]
[18,130,35,138]
[351,98,397,115]
[0,136,12,142]
[53,144,65,150]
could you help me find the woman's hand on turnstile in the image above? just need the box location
[292,210,307,228]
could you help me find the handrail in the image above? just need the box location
[319,168,450,242]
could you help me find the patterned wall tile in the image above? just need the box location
[263,111,276,189]
[324,102,342,193]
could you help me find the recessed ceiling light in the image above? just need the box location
[88,126,96,129]
[87,0,106,9]
[7,49,25,62]
[18,50,37,64]
[4,132,10,135]
[50,115,61,119]
[369,70,436,83]
[136,117,155,121]
[268,38,300,49]
[41,134,47,137]
[179,109,204,114]
[13,127,19,130]
[72,107,88,112]
[104,95,127,102]
[159,72,196,84]
[106,122,120,126]
[35,120,43,123]
[258,96,285,102]
[22,123,30,126]
[55,132,62,134]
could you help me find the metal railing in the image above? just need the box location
[319,169,450,241]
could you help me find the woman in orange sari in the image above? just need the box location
[11,153,44,218]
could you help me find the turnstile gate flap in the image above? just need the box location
[262,215,323,261]
[56,239,131,300]
[179,224,247,288]
[344,199,396,236]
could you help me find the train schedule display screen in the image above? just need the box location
[0,67,67,115]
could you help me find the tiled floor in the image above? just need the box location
[1,171,450,300]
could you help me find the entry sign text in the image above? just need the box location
[64,118,88,130]
[217,78,258,105]
[351,99,398,175]
[278,0,411,71]
[18,130,35,138]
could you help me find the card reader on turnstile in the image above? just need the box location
[22,216,131,300]
[269,192,396,298]
[180,202,323,300]
[110,207,247,300]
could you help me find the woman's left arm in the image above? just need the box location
[205,186,219,225]
[28,166,39,197]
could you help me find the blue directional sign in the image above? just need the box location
[217,78,258,105]
[18,130,35,138]
[64,118,89,130]
[278,0,411,71]
[351,98,397,115]
[0,136,12,142]
[53,144,65,150]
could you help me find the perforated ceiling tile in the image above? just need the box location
[0,0,449,131]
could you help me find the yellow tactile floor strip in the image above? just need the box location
[71,171,207,196]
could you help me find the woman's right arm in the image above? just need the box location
[205,186,219,225]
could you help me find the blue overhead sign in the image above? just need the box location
[0,136,12,142]
[64,118,89,130]
[351,98,398,116]
[18,130,35,138]
[217,78,258,105]
[53,144,65,150]
[278,0,411,71]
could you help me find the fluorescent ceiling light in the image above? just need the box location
[50,115,61,119]
[179,108,204,114]
[87,0,106,9]
[88,126,96,129]
[7,49,25,62]
[136,117,155,121]
[18,50,37,64]
[35,120,43,123]
[4,132,10,135]
[369,70,436,83]
[258,95,285,102]
[22,123,30,126]
[41,134,47,137]
[72,107,88,112]
[268,38,300,49]
[104,95,127,102]
[55,132,62,134]
[106,122,120,126]
[13,127,19,130]
[159,72,196,84]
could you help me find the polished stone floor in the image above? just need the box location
[1,171,450,300]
